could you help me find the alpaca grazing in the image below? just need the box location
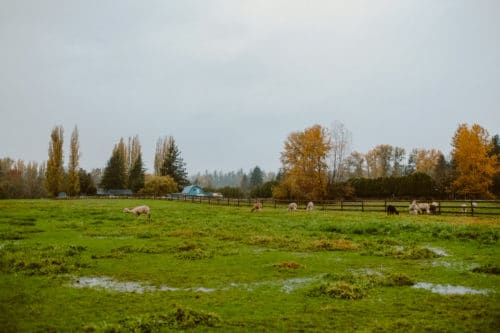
[417,202,431,214]
[123,205,151,220]
[251,202,263,212]
[386,205,399,215]
[408,200,421,215]
[306,201,314,211]
[429,202,439,215]
[288,202,298,211]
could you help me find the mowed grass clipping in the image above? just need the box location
[0,199,499,332]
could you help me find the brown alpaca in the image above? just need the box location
[251,202,263,212]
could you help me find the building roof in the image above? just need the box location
[181,185,206,196]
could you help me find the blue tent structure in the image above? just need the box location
[181,185,207,196]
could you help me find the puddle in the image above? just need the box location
[72,277,158,293]
[431,261,480,271]
[280,276,323,293]
[412,282,491,295]
[424,246,450,257]
[70,275,324,294]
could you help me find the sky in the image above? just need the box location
[1,0,499,176]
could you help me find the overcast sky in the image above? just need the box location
[1,0,499,175]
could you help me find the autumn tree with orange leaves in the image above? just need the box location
[273,124,332,201]
[451,123,498,198]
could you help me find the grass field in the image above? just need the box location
[0,199,499,332]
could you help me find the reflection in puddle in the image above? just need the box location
[413,282,490,295]
[70,275,323,294]
[424,246,450,257]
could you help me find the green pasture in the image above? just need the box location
[0,199,499,332]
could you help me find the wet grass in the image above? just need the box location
[0,199,499,332]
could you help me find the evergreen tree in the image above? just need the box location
[434,153,453,198]
[45,126,64,197]
[128,154,145,193]
[78,169,96,195]
[100,143,127,190]
[67,126,80,196]
[160,136,188,190]
[490,134,500,197]
[249,166,264,189]
[240,174,249,194]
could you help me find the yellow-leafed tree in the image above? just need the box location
[45,126,64,197]
[274,124,332,201]
[67,126,80,196]
[451,123,498,198]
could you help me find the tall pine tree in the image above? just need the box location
[249,166,263,189]
[100,141,127,190]
[160,136,188,190]
[128,154,145,193]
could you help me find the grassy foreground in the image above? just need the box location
[0,199,499,332]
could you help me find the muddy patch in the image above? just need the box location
[413,282,491,295]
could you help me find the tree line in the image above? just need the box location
[0,123,498,200]
[272,123,499,201]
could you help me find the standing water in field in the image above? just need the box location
[413,282,491,295]
[70,275,324,294]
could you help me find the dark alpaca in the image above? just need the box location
[387,205,399,215]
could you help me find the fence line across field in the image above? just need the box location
[161,195,500,216]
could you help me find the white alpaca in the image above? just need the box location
[123,205,151,220]
[417,202,431,214]
[251,202,263,212]
[461,202,477,215]
[408,200,421,215]
[306,201,314,211]
[288,202,298,211]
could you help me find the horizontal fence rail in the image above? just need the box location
[157,195,500,216]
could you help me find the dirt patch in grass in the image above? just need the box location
[274,261,303,270]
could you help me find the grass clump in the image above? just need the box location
[311,238,359,251]
[472,264,500,275]
[86,306,221,332]
[308,271,414,300]
[309,282,366,300]
[174,242,213,260]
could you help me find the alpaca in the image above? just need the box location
[306,201,314,211]
[288,202,298,211]
[386,205,399,215]
[251,202,263,212]
[123,205,151,220]
[461,202,477,215]
[417,202,431,214]
[429,202,439,215]
[408,200,421,215]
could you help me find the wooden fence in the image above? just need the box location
[163,195,500,216]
